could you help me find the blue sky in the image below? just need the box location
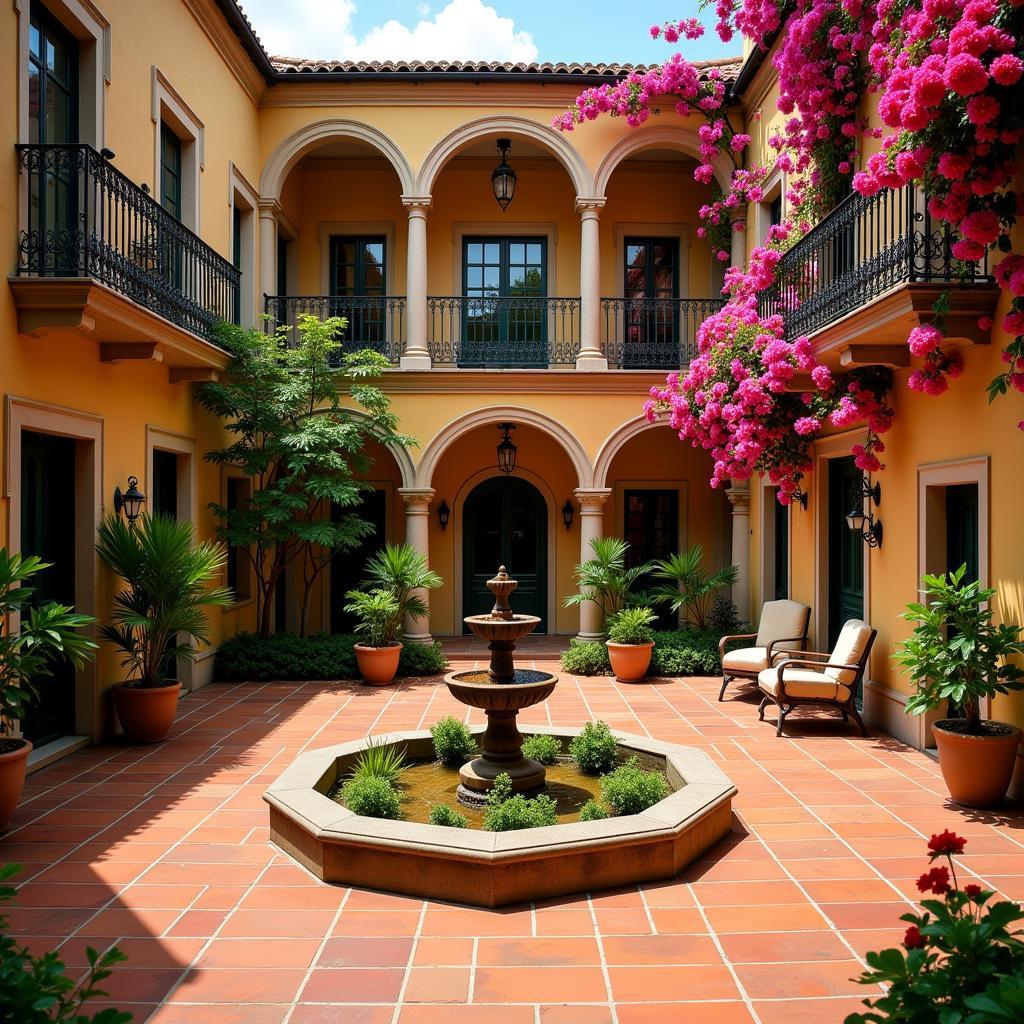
[239,0,737,64]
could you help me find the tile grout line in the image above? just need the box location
[281,887,352,1023]
[586,892,620,1024]
[389,898,429,1024]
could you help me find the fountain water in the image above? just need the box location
[444,566,557,801]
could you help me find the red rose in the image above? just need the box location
[904,925,925,949]
[928,830,967,857]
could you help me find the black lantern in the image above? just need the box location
[562,500,574,530]
[845,478,882,548]
[491,138,517,211]
[496,423,517,474]
[114,475,147,526]
[438,499,450,530]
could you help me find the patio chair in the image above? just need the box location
[718,599,811,701]
[756,618,877,737]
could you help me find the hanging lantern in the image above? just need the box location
[496,423,517,474]
[491,138,517,211]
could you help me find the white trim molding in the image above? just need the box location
[229,162,259,327]
[448,221,558,296]
[151,66,205,230]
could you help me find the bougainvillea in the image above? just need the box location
[557,1,1024,499]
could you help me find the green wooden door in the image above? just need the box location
[463,477,546,631]
[623,489,678,629]
[774,501,789,600]
[329,235,387,354]
[622,237,680,368]
[828,456,865,647]
[20,431,77,744]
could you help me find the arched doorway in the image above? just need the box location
[463,477,547,632]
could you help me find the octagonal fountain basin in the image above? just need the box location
[264,726,736,908]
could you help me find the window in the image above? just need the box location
[232,204,242,323]
[28,3,78,145]
[151,68,203,230]
[152,450,179,519]
[327,235,389,353]
[160,123,182,218]
[277,235,290,296]
[623,488,679,629]
[225,476,252,601]
[622,237,680,369]
[773,498,789,600]
[769,195,783,228]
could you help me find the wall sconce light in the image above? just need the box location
[496,423,517,474]
[113,475,147,527]
[491,138,517,211]
[845,477,882,548]
[792,489,809,510]
[562,500,574,530]
[438,499,450,530]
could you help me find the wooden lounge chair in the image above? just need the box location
[756,618,877,737]
[718,599,811,701]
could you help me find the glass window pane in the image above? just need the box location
[527,243,542,264]
[509,242,524,264]
[30,22,41,59]
[467,266,482,288]
[484,243,500,263]
[364,265,383,290]
[483,267,499,290]
[654,243,674,267]
[467,242,482,263]
[364,243,383,265]
[627,244,645,266]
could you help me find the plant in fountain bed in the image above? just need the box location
[521,734,561,766]
[579,799,609,822]
[350,735,409,787]
[0,550,95,830]
[342,775,403,820]
[569,721,619,776]
[95,514,231,745]
[601,757,669,816]
[481,772,557,832]
[430,716,477,768]
[428,804,469,828]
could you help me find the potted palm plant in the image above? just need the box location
[564,537,652,622]
[95,514,232,744]
[649,545,738,629]
[345,543,442,686]
[0,549,95,829]
[896,566,1024,807]
[605,606,657,683]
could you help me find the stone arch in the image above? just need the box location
[414,115,594,198]
[414,405,593,490]
[260,119,416,201]
[593,414,679,489]
[325,409,416,488]
[593,126,733,197]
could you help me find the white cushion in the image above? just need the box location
[758,666,851,702]
[754,600,810,649]
[722,646,768,673]
[825,619,873,686]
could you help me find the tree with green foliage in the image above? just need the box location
[197,315,414,636]
[649,545,738,630]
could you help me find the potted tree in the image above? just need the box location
[0,549,95,829]
[95,514,232,744]
[345,543,442,686]
[896,566,1024,807]
[605,606,657,683]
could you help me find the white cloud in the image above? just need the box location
[239,0,538,62]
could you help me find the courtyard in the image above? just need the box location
[5,639,1022,1023]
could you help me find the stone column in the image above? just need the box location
[726,481,751,624]
[257,199,279,303]
[730,205,748,270]
[401,196,432,370]
[398,487,435,643]
[575,198,608,371]
[574,488,612,640]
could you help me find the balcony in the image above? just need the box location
[602,297,724,369]
[11,144,239,373]
[759,185,998,365]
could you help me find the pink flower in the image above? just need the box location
[944,53,988,96]
[960,210,1001,244]
[991,53,1023,85]
[794,416,821,435]
[966,95,1000,125]
[951,238,986,261]
[937,153,972,181]
[908,324,944,356]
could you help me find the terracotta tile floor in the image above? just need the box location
[4,646,1024,1023]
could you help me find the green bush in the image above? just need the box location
[560,638,611,676]
[341,776,402,819]
[214,632,446,682]
[600,757,669,815]
[521,733,561,765]
[708,596,742,635]
[428,804,468,828]
[579,799,608,822]
[0,864,131,1023]
[482,773,557,832]
[607,606,657,646]
[350,736,408,786]
[430,716,477,768]
[650,629,723,677]
[569,721,619,775]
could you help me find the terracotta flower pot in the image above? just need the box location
[606,640,655,683]
[113,681,182,744]
[933,719,1023,808]
[355,643,403,686]
[0,738,32,831]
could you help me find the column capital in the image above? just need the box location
[401,195,433,214]
[398,487,435,510]
[574,487,612,510]
[574,196,606,215]
[725,482,751,514]
[257,197,282,217]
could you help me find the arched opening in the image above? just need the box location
[462,476,548,631]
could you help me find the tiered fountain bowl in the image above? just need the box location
[445,567,557,801]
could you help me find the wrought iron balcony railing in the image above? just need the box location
[16,144,239,344]
[758,185,991,340]
[428,295,580,368]
[264,294,405,364]
[602,296,725,369]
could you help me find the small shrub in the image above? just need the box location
[428,804,468,828]
[215,631,358,681]
[430,716,476,767]
[607,607,656,646]
[342,776,402,819]
[708,596,742,634]
[579,799,608,822]
[560,638,610,676]
[350,736,408,786]
[398,641,447,676]
[521,733,561,765]
[569,721,619,776]
[600,757,669,815]
[482,775,558,832]
[487,772,514,806]
[650,630,723,677]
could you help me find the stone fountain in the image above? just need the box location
[444,566,557,802]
